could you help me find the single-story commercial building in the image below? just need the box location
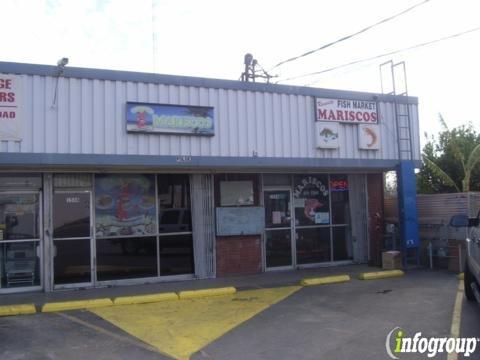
[0,61,420,293]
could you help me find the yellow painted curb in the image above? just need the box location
[300,274,351,286]
[178,287,236,300]
[42,298,113,313]
[113,292,179,305]
[458,272,464,280]
[0,303,36,317]
[358,270,404,280]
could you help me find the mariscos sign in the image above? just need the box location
[0,75,21,141]
[316,97,378,124]
[126,102,214,136]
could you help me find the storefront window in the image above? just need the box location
[96,237,157,281]
[53,191,91,285]
[214,174,260,207]
[0,241,40,288]
[54,239,91,284]
[158,174,193,275]
[159,234,194,276]
[330,175,349,224]
[0,193,41,288]
[262,174,291,187]
[264,190,291,228]
[53,192,90,238]
[0,194,40,240]
[290,174,352,265]
[265,229,292,267]
[95,175,158,281]
[158,175,191,233]
[296,227,331,264]
[293,175,330,226]
[330,175,352,262]
[95,174,156,237]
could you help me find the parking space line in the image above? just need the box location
[447,281,464,360]
[56,312,172,358]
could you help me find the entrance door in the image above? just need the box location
[264,189,293,269]
[52,191,93,288]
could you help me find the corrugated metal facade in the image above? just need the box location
[348,174,368,263]
[385,192,480,223]
[384,192,480,242]
[191,174,215,278]
[0,73,420,163]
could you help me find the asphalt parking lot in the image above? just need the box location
[0,269,479,360]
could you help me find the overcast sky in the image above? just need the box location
[3,0,480,146]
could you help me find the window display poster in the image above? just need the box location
[293,175,330,225]
[0,194,39,240]
[220,181,254,206]
[272,211,282,225]
[95,174,156,237]
[315,212,330,224]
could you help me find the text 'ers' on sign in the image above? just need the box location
[0,75,22,141]
[316,98,378,124]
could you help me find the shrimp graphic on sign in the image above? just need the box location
[130,105,154,129]
[358,124,381,150]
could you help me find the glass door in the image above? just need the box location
[0,192,42,291]
[264,189,293,269]
[293,174,332,265]
[53,191,93,288]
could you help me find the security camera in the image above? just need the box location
[57,57,69,67]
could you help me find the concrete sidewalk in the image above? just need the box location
[0,264,373,307]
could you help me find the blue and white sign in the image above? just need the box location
[126,102,214,136]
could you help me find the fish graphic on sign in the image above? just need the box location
[315,122,339,148]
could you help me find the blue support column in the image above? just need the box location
[396,161,420,265]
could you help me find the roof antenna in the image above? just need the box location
[240,53,277,83]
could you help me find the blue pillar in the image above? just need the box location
[396,161,419,263]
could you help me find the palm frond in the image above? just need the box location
[439,114,465,171]
[438,114,449,131]
[450,139,466,172]
[466,143,480,172]
[462,177,470,192]
[422,155,460,192]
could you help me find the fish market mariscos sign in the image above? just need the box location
[316,97,378,124]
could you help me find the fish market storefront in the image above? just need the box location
[0,62,420,293]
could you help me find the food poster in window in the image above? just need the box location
[0,194,39,240]
[95,175,156,237]
[293,175,330,225]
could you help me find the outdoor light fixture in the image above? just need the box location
[52,57,69,107]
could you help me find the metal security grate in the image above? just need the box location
[190,174,216,278]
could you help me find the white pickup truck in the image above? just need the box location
[464,214,480,302]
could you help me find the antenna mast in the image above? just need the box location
[240,53,276,83]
